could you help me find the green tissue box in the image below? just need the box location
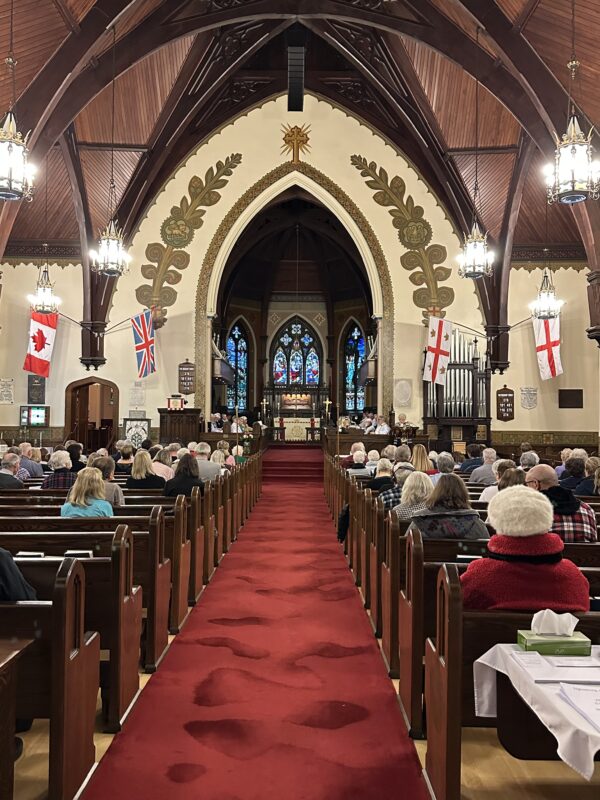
[517,630,592,656]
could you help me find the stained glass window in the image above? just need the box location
[226,322,249,410]
[344,324,366,413]
[270,317,321,389]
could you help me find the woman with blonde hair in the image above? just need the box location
[393,471,433,521]
[126,450,166,490]
[411,443,435,474]
[152,448,175,481]
[217,439,235,468]
[61,467,113,518]
[210,449,228,476]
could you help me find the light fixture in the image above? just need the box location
[89,26,130,277]
[544,0,600,204]
[529,268,564,319]
[28,157,60,313]
[0,0,35,201]
[458,27,494,279]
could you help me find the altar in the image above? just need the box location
[282,417,321,441]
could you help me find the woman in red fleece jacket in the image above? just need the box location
[461,485,590,612]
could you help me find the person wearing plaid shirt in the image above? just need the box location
[378,467,414,511]
[41,451,77,491]
[525,464,597,543]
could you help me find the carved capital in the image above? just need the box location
[80,321,108,371]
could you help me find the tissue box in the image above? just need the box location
[517,630,591,656]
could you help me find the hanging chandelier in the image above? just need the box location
[0,0,35,201]
[458,28,494,280]
[27,159,60,313]
[529,268,564,319]
[544,0,600,204]
[89,27,130,277]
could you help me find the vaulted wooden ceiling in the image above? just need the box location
[2,0,600,366]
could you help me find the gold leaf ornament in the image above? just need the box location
[351,154,453,318]
[137,153,243,326]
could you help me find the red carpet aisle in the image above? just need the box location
[83,446,428,800]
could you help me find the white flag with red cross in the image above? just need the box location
[23,310,59,378]
[533,316,563,381]
[424,315,452,386]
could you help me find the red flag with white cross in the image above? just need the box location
[23,310,58,378]
[533,316,563,381]
[424,315,452,386]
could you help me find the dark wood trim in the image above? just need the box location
[513,0,541,32]
[77,142,148,151]
[51,0,80,33]
[446,145,519,156]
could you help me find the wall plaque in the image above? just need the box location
[0,378,14,405]
[27,375,45,405]
[558,388,583,409]
[496,385,515,422]
[178,359,196,395]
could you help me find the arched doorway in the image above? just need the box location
[64,378,119,451]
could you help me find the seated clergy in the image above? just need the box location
[461,486,590,612]
[366,458,395,492]
[409,473,489,540]
[366,415,391,435]
[346,450,372,478]
[468,447,497,485]
[525,464,597,543]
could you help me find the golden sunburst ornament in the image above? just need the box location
[282,123,311,164]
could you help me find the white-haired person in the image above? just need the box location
[232,444,246,465]
[195,442,221,481]
[555,447,572,478]
[430,452,455,487]
[19,442,44,478]
[460,486,589,612]
[167,442,181,463]
[126,450,166,490]
[468,447,497,485]
[347,449,371,478]
[365,449,380,473]
[340,441,365,469]
[519,450,540,472]
[61,467,113,518]
[393,471,433,521]
[478,459,517,503]
[41,450,77,490]
[366,458,395,492]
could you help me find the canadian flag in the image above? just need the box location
[533,316,563,381]
[23,311,58,378]
[424,315,453,385]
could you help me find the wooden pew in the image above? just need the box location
[0,510,170,672]
[0,558,100,800]
[424,564,600,800]
[380,511,401,677]
[14,525,141,733]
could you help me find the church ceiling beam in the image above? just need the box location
[118,21,293,240]
[60,123,116,369]
[51,0,80,34]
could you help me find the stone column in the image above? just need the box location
[374,315,383,415]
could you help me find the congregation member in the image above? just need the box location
[572,447,589,461]
[392,471,433,521]
[366,414,391,435]
[152,449,175,481]
[126,450,166,490]
[359,412,374,430]
[411,443,436,474]
[94,457,125,507]
[341,442,365,469]
[478,459,517,502]
[61,467,114,518]
[195,442,222,481]
[347,450,371,478]
[114,443,135,474]
[0,547,36,601]
[458,443,483,474]
[409,474,489,540]
[6,447,30,482]
[392,444,414,474]
[167,442,181,463]
[140,438,153,451]
[558,456,586,490]
[365,449,380,473]
[497,467,526,490]
[574,458,600,496]
[217,440,235,469]
[555,448,572,478]
[165,453,204,497]
[428,450,439,468]
[430,451,455,486]
[0,453,24,489]
[366,458,395,492]
[19,442,44,477]
[378,468,412,511]
[519,450,539,472]
[39,447,51,471]
[468,448,497,485]
[461,486,590,612]
[66,442,86,473]
[41,451,77,490]
[525,464,597,543]
[232,445,246,464]
[210,449,228,476]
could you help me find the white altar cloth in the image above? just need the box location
[281,417,320,441]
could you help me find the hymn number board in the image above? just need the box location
[178,360,195,396]
[496,385,515,422]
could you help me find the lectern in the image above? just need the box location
[158,408,202,444]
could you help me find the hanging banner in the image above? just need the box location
[424,316,452,386]
[533,317,563,381]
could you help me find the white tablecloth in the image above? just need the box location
[474,644,600,780]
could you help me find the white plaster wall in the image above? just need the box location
[491,266,598,433]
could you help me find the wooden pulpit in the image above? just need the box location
[158,408,202,444]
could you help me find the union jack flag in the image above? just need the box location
[131,309,156,378]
